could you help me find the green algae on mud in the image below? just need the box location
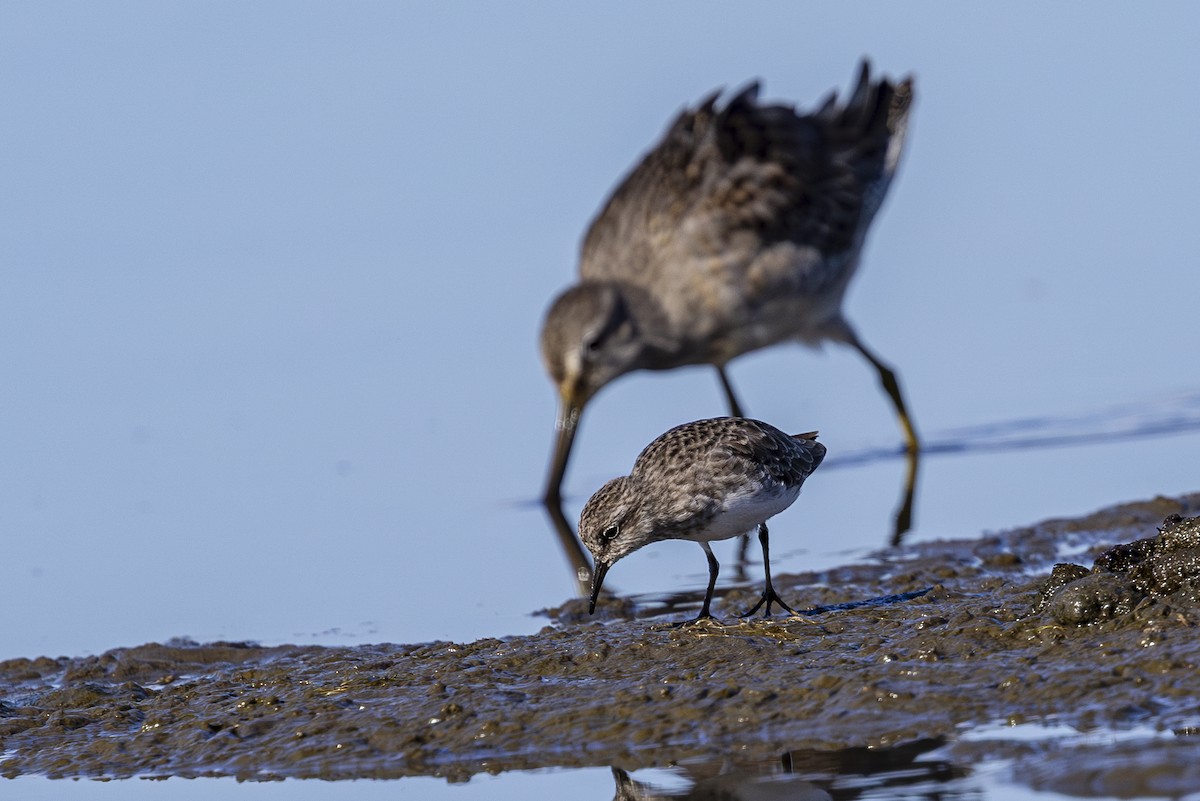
[2,492,1200,783]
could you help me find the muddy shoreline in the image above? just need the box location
[3,492,1200,784]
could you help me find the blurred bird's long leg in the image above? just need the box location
[734,530,752,576]
[740,523,799,618]
[715,366,746,418]
[848,337,919,455]
[715,365,756,571]
[846,332,921,544]
[542,398,592,595]
[543,398,582,509]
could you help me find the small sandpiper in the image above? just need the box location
[578,417,826,621]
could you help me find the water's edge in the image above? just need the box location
[3,491,1200,787]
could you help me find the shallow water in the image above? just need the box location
[6,494,1200,799]
[6,751,1200,801]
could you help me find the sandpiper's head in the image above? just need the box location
[539,283,645,503]
[578,475,652,613]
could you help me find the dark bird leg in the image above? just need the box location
[696,542,720,620]
[740,523,799,617]
[846,332,921,545]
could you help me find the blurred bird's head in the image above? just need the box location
[539,282,645,414]
[538,282,648,505]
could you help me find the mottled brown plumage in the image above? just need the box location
[580,417,826,620]
[541,61,918,544]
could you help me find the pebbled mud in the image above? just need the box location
[2,493,1200,783]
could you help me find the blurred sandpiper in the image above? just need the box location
[540,61,917,538]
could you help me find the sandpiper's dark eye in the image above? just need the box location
[599,524,619,544]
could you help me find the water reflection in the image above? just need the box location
[543,490,592,596]
[827,388,1200,468]
[610,738,962,800]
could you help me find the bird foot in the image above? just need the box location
[740,589,798,618]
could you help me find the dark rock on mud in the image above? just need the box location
[1,492,1199,782]
[1035,512,1200,625]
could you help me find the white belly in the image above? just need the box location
[684,484,802,543]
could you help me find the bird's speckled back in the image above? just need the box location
[632,417,825,496]
[578,417,825,565]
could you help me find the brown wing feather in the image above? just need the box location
[579,61,912,282]
[578,92,721,280]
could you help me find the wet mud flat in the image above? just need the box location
[4,493,1200,791]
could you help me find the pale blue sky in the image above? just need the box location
[3,2,1200,661]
